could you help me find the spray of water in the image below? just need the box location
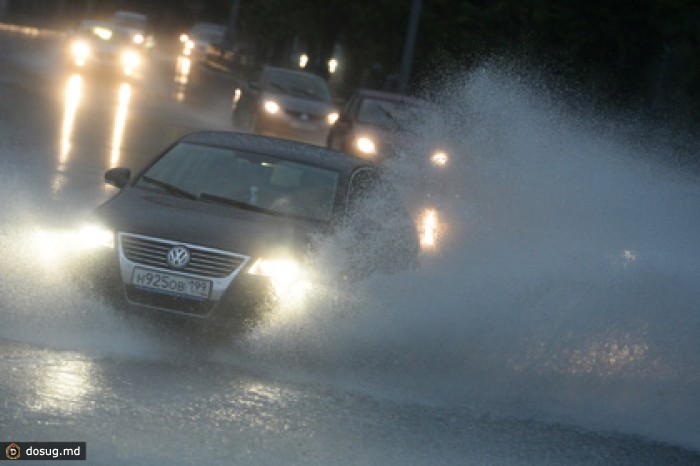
[1,62,699,450]
[236,64,700,449]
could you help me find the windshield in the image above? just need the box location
[111,12,147,30]
[139,142,340,222]
[263,69,331,102]
[356,98,420,128]
[76,23,131,44]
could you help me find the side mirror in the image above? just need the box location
[104,167,131,188]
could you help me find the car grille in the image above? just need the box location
[284,110,322,122]
[120,234,247,278]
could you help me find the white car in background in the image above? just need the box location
[67,20,143,78]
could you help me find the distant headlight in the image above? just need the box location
[185,40,195,50]
[248,257,301,285]
[355,136,377,155]
[71,40,90,59]
[133,33,144,45]
[121,50,140,68]
[264,100,280,114]
[179,33,189,43]
[93,27,112,40]
[327,112,339,125]
[430,150,448,167]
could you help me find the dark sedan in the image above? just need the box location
[231,66,339,146]
[327,89,449,168]
[35,132,417,328]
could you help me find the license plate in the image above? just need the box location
[131,267,212,300]
[290,120,317,131]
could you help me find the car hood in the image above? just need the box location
[94,187,317,259]
[262,91,334,117]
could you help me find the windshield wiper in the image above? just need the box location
[267,82,288,94]
[377,105,403,129]
[198,192,289,217]
[141,176,198,200]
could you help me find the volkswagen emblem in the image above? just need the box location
[167,246,190,269]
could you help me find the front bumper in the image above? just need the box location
[79,232,276,320]
[255,113,329,146]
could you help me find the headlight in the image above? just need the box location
[264,100,280,114]
[93,27,112,40]
[179,33,189,43]
[121,50,140,68]
[133,33,144,45]
[355,136,377,155]
[327,112,339,125]
[77,224,115,249]
[248,257,301,285]
[430,150,448,167]
[185,40,195,50]
[32,224,114,260]
[71,41,90,59]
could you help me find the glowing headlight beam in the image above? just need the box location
[71,41,90,66]
[327,112,339,125]
[431,150,448,167]
[328,58,338,74]
[31,224,114,268]
[93,27,112,40]
[121,50,140,69]
[419,208,439,250]
[264,100,280,114]
[355,136,376,155]
[133,33,144,45]
[78,224,115,249]
[248,258,301,284]
[59,74,83,165]
[110,83,131,167]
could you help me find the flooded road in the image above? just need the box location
[1,28,699,465]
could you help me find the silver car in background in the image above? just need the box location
[231,66,339,146]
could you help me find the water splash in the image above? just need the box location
[240,64,700,449]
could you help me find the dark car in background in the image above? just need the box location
[67,20,144,78]
[42,132,417,329]
[328,90,453,253]
[231,66,339,146]
[327,89,449,168]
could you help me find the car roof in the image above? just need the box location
[179,132,371,173]
[262,66,326,81]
